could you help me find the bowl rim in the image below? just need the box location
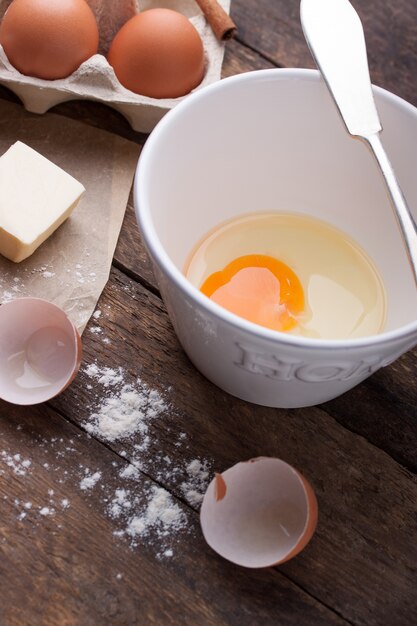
[134,67,417,351]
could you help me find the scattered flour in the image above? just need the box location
[85,363,99,377]
[80,470,102,491]
[1,451,32,476]
[84,364,124,388]
[180,459,210,507]
[39,507,53,516]
[119,463,140,480]
[2,362,212,561]
[83,370,168,444]
[109,488,132,518]
[127,486,186,540]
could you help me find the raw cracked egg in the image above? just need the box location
[201,254,305,332]
[200,457,318,568]
[186,213,387,340]
[108,8,205,99]
[0,297,82,405]
[0,0,99,80]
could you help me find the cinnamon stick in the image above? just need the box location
[194,0,237,41]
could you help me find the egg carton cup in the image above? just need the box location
[0,0,230,133]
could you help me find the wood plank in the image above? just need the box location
[0,5,415,624]
[0,401,347,626]
[222,38,277,76]
[231,0,417,106]
[323,357,417,473]
[113,197,157,292]
[49,266,417,626]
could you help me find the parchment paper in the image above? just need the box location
[0,99,140,333]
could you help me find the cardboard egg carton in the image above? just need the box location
[0,0,230,133]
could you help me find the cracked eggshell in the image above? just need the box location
[200,457,318,568]
[0,297,82,405]
[0,0,230,132]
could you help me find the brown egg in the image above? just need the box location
[0,0,99,80]
[108,9,205,99]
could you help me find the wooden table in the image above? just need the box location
[1,1,416,624]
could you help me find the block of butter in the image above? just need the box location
[0,141,85,263]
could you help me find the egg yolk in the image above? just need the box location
[200,254,304,331]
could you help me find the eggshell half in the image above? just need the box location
[200,457,318,568]
[0,297,82,405]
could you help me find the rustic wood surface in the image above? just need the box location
[1,1,416,625]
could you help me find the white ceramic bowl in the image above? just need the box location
[134,69,417,408]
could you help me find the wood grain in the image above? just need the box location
[48,266,417,626]
[0,1,416,624]
[231,0,417,106]
[0,399,346,626]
